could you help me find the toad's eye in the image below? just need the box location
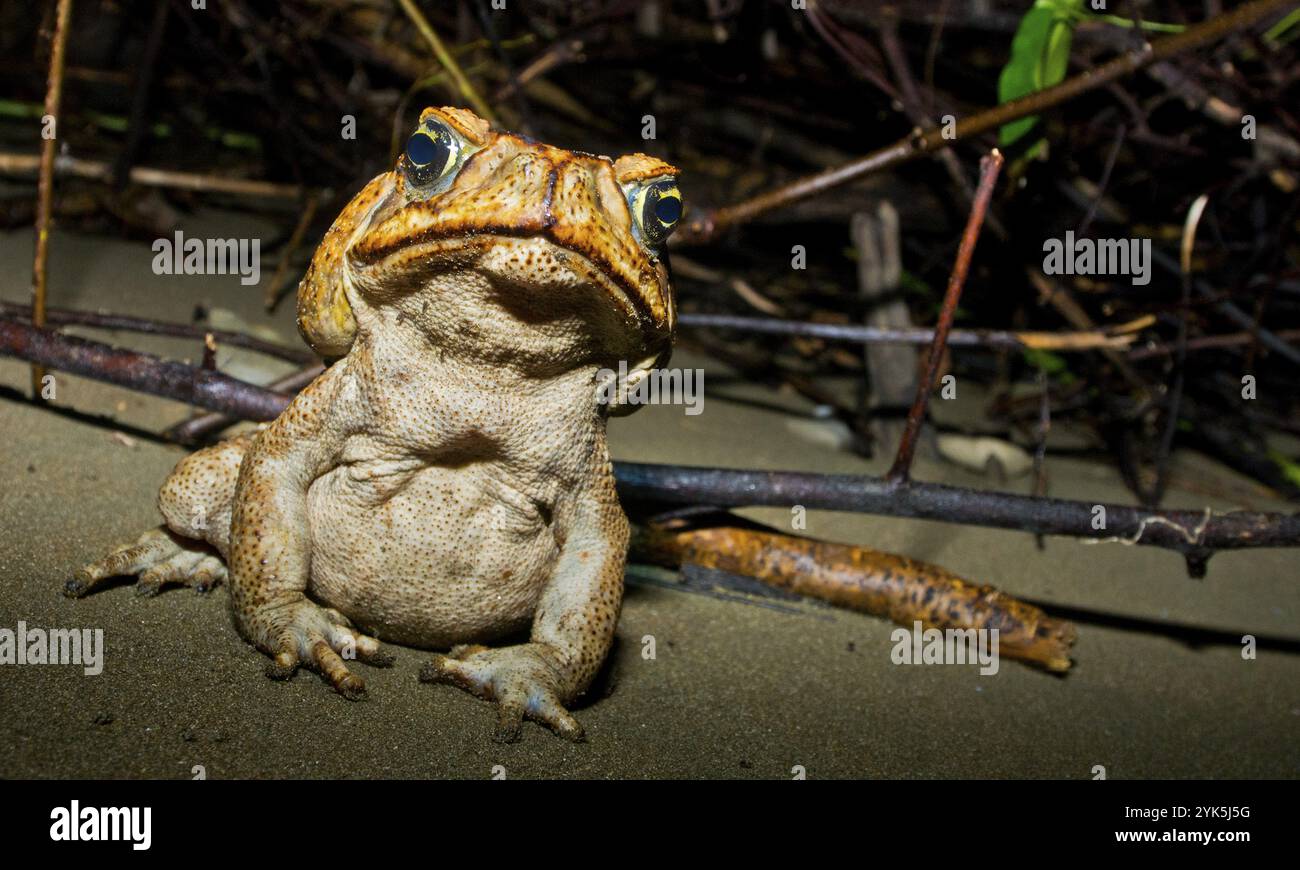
[402,120,464,187]
[627,179,682,249]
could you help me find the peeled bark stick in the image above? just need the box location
[632,522,1076,671]
[852,203,914,453]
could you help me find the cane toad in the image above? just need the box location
[69,106,681,742]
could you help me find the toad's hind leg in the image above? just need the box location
[66,432,253,598]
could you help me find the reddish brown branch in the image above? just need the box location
[889,149,1003,482]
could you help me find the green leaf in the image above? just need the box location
[1268,450,1300,488]
[1023,348,1075,384]
[997,0,1081,148]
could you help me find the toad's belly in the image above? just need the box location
[305,462,561,648]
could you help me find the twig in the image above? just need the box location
[1148,245,1300,366]
[164,362,324,443]
[1076,123,1126,238]
[0,301,315,364]
[0,151,303,199]
[495,39,584,101]
[1032,367,1052,550]
[888,149,1003,482]
[677,312,1146,351]
[877,8,998,234]
[1147,193,1211,506]
[30,0,74,398]
[396,0,498,123]
[0,317,289,421]
[1028,269,1152,395]
[676,0,1297,244]
[1128,328,1300,360]
[112,0,168,189]
[264,190,324,311]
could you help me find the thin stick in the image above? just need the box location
[30,0,74,398]
[264,190,324,311]
[677,312,1146,351]
[165,363,325,443]
[1128,328,1300,360]
[396,0,498,124]
[0,151,302,199]
[888,149,1003,483]
[1148,194,1211,505]
[0,301,315,364]
[0,317,288,421]
[677,0,1296,244]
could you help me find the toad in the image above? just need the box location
[68,106,682,742]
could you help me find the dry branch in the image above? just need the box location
[30,0,74,396]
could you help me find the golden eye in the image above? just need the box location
[402,119,465,187]
[628,179,682,248]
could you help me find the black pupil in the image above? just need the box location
[654,195,681,225]
[405,131,450,178]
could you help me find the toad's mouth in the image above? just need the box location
[351,229,674,354]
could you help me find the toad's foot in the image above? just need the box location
[419,643,584,743]
[254,596,395,700]
[67,526,227,598]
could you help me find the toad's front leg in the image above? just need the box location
[228,377,393,699]
[420,459,627,742]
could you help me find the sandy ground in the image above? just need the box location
[1,213,1297,779]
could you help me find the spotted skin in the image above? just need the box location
[71,107,676,741]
